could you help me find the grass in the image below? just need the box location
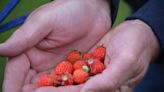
[0,0,131,92]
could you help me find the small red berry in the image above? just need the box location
[67,50,81,64]
[93,45,106,62]
[54,73,74,86]
[86,58,101,66]
[83,53,93,60]
[55,61,73,75]
[37,75,54,87]
[89,59,105,75]
[73,60,87,70]
[73,69,89,84]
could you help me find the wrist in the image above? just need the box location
[126,19,160,61]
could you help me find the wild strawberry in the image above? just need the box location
[86,58,101,66]
[93,45,106,62]
[83,53,93,60]
[73,60,87,70]
[37,75,54,87]
[53,74,61,86]
[55,61,73,75]
[67,50,81,64]
[89,59,105,75]
[54,73,74,86]
[73,69,89,84]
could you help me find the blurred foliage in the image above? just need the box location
[0,0,131,92]
[113,0,131,27]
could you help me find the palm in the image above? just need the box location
[2,0,111,92]
[24,0,111,72]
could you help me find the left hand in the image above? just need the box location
[2,0,111,92]
[80,19,159,92]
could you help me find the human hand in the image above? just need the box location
[80,20,159,92]
[1,0,111,92]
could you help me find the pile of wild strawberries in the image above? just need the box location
[37,45,106,87]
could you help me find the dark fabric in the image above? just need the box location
[126,0,164,60]
[134,63,164,92]
[124,0,148,12]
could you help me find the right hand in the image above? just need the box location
[1,0,111,92]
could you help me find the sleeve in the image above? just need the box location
[126,0,164,60]
[124,0,147,12]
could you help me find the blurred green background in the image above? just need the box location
[0,0,131,92]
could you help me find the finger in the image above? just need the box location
[0,10,52,57]
[35,85,83,92]
[81,70,116,92]
[24,69,37,85]
[23,84,37,92]
[3,54,30,92]
[81,57,135,92]
[119,85,133,92]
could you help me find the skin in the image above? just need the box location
[26,20,159,92]
[0,0,111,92]
[0,0,159,92]
[81,20,159,92]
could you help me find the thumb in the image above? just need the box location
[35,85,83,92]
[81,57,134,92]
[0,12,52,57]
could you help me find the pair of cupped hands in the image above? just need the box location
[0,0,159,92]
